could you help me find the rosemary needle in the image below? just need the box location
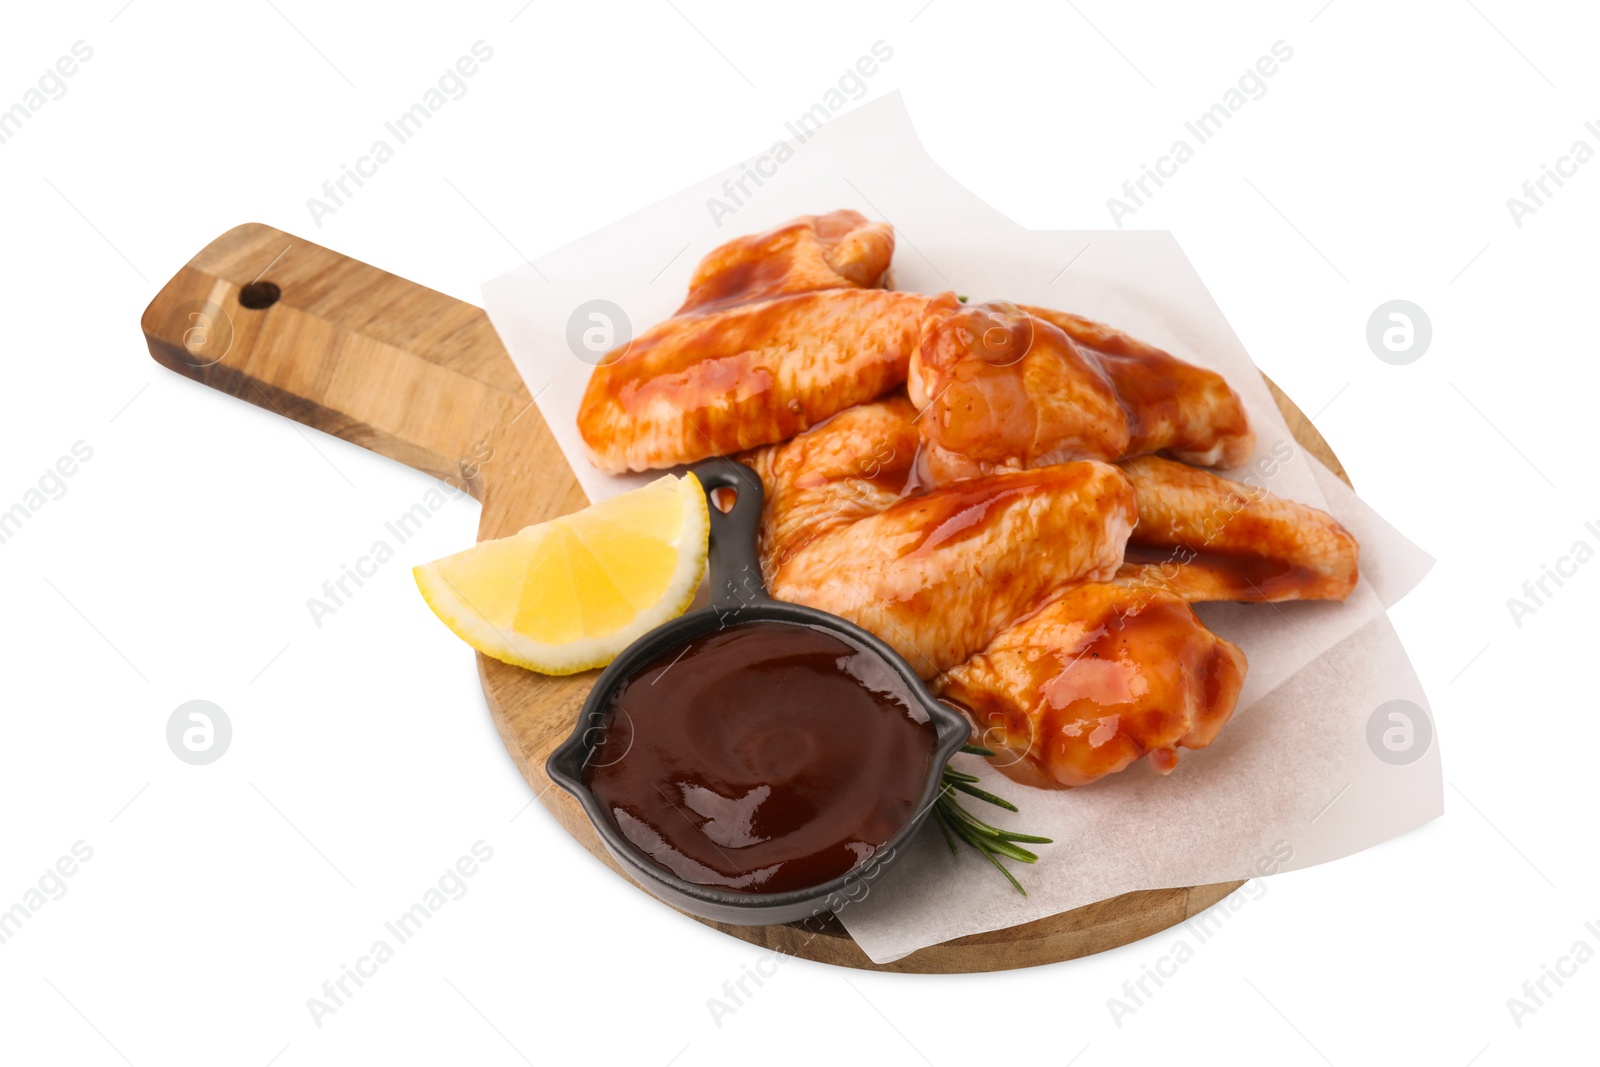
[932,744,1053,895]
[947,779,1018,811]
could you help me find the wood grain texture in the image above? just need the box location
[143,224,1347,973]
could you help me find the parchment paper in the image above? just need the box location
[481,94,1442,965]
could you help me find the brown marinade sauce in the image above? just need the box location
[585,621,936,894]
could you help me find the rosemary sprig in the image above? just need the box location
[932,744,1053,894]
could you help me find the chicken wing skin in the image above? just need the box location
[942,580,1247,789]
[1023,306,1255,468]
[908,295,1255,482]
[1117,455,1359,603]
[578,288,934,473]
[743,394,920,585]
[909,298,1127,482]
[769,462,1138,679]
[677,210,894,315]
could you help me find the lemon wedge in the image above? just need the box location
[414,473,709,675]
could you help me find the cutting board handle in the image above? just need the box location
[141,223,585,533]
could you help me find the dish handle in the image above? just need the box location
[690,459,771,618]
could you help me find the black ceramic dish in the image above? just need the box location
[546,458,970,926]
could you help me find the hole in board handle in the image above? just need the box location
[238,281,281,309]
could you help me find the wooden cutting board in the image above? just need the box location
[142,223,1349,973]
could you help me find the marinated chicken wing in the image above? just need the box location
[1024,305,1255,468]
[1117,455,1359,603]
[677,210,894,315]
[579,288,933,473]
[942,579,1247,789]
[908,296,1255,483]
[769,462,1137,679]
[579,211,934,473]
[743,394,920,584]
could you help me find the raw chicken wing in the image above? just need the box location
[579,210,934,473]
[942,579,1247,789]
[579,288,932,472]
[769,462,1137,679]
[1117,455,1359,603]
[743,394,920,584]
[909,296,1255,482]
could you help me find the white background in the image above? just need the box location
[1,1,1595,1064]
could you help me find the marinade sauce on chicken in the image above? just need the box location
[584,621,936,894]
